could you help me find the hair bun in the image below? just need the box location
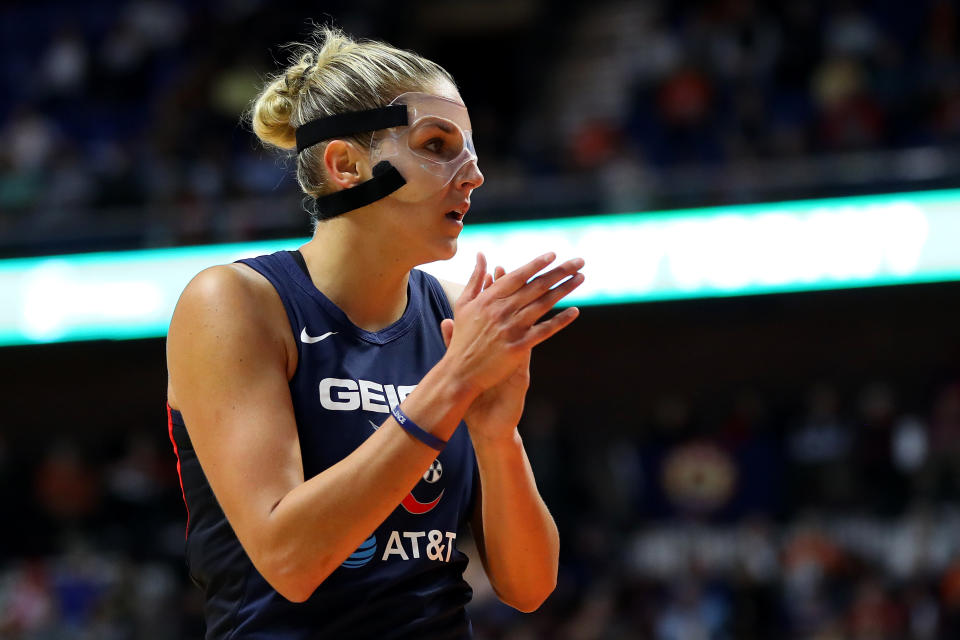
[251,76,298,150]
[250,34,345,151]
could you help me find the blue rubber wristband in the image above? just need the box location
[391,404,446,451]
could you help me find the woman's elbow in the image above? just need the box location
[273,581,314,604]
[259,560,317,603]
[253,543,333,603]
[500,577,557,613]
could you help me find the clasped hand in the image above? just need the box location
[440,252,585,441]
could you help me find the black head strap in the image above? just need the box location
[313,161,406,219]
[295,104,408,153]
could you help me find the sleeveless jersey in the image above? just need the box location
[167,250,478,639]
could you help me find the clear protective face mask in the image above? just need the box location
[369,92,480,203]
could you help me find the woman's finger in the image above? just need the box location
[440,318,454,348]
[487,252,556,296]
[515,272,585,326]
[521,306,581,349]
[509,258,585,310]
[461,252,488,302]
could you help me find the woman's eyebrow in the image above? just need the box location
[421,121,454,134]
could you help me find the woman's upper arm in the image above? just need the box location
[166,264,301,563]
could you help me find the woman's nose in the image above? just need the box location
[455,160,484,191]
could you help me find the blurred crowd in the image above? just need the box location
[469,379,960,639]
[2,0,960,255]
[2,378,960,638]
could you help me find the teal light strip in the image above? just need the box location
[2,189,960,346]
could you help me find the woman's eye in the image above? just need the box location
[424,138,444,153]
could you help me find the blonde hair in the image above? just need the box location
[250,26,454,221]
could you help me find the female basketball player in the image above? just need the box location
[165,27,584,638]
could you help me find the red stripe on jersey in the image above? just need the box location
[167,404,190,538]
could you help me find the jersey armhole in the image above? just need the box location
[436,278,464,312]
[234,255,303,381]
[287,249,310,278]
[419,272,458,320]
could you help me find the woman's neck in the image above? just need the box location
[299,217,413,332]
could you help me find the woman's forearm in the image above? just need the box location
[473,431,559,612]
[254,357,477,601]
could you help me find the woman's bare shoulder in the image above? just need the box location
[178,263,277,307]
[167,262,295,406]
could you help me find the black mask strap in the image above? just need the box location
[295,104,410,218]
[314,161,406,218]
[295,104,408,153]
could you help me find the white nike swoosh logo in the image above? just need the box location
[368,420,381,431]
[300,328,337,344]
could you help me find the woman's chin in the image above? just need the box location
[430,238,458,262]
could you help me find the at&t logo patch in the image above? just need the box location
[341,534,377,568]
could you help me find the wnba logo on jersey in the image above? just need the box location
[400,460,445,514]
[423,459,442,483]
[398,460,445,513]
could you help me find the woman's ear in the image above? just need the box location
[323,140,367,189]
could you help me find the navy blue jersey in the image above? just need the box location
[168,250,478,639]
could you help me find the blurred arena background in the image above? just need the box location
[2,1,960,638]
